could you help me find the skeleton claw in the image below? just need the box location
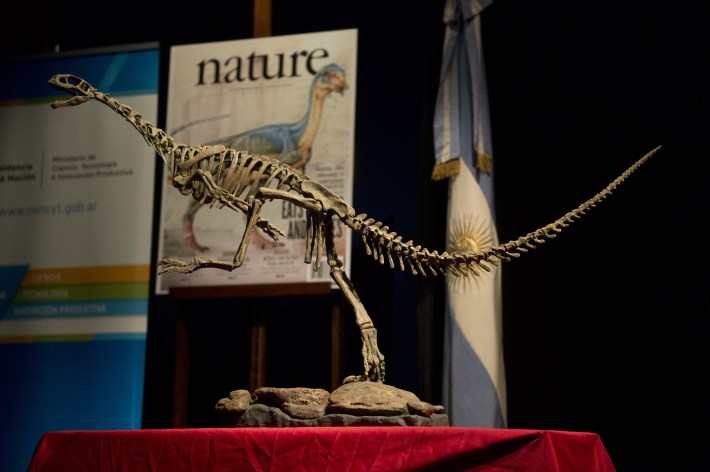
[257,218,286,241]
[343,366,385,384]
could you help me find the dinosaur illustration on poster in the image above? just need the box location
[179,63,347,251]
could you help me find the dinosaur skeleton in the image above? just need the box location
[48,73,659,384]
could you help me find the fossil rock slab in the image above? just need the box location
[227,403,449,427]
[254,387,330,419]
[214,389,252,414]
[328,381,444,417]
[215,383,448,427]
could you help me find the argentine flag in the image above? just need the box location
[433,0,506,428]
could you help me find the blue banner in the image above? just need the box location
[0,44,158,472]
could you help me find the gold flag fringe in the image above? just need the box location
[431,153,494,181]
[476,153,493,175]
[431,158,461,181]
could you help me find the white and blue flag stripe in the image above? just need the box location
[433,0,506,428]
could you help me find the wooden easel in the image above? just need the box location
[168,1,347,428]
[169,282,344,428]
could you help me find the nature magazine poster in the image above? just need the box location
[157,29,357,294]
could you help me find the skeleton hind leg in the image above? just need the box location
[324,218,385,383]
[158,173,269,274]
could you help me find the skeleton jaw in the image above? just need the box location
[48,74,95,108]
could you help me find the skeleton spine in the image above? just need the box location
[69,76,657,278]
[345,145,657,278]
[90,85,307,202]
[90,90,179,168]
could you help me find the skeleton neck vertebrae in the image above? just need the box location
[49,73,659,384]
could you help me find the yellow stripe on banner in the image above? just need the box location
[0,336,35,344]
[21,265,150,286]
[33,334,94,343]
[0,335,96,343]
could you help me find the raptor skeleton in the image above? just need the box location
[48,73,659,384]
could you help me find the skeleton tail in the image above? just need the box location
[344,146,659,277]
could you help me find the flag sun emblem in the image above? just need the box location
[447,214,496,291]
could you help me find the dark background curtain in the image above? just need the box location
[2,1,706,471]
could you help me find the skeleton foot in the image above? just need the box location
[362,326,385,382]
[158,257,204,274]
[157,256,233,274]
[343,326,385,384]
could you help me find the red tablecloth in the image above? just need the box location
[27,426,615,471]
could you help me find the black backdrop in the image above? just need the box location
[2,1,707,471]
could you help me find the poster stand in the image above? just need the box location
[168,283,344,428]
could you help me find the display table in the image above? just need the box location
[27,426,615,471]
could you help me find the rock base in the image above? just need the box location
[216,382,448,427]
[222,403,449,427]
